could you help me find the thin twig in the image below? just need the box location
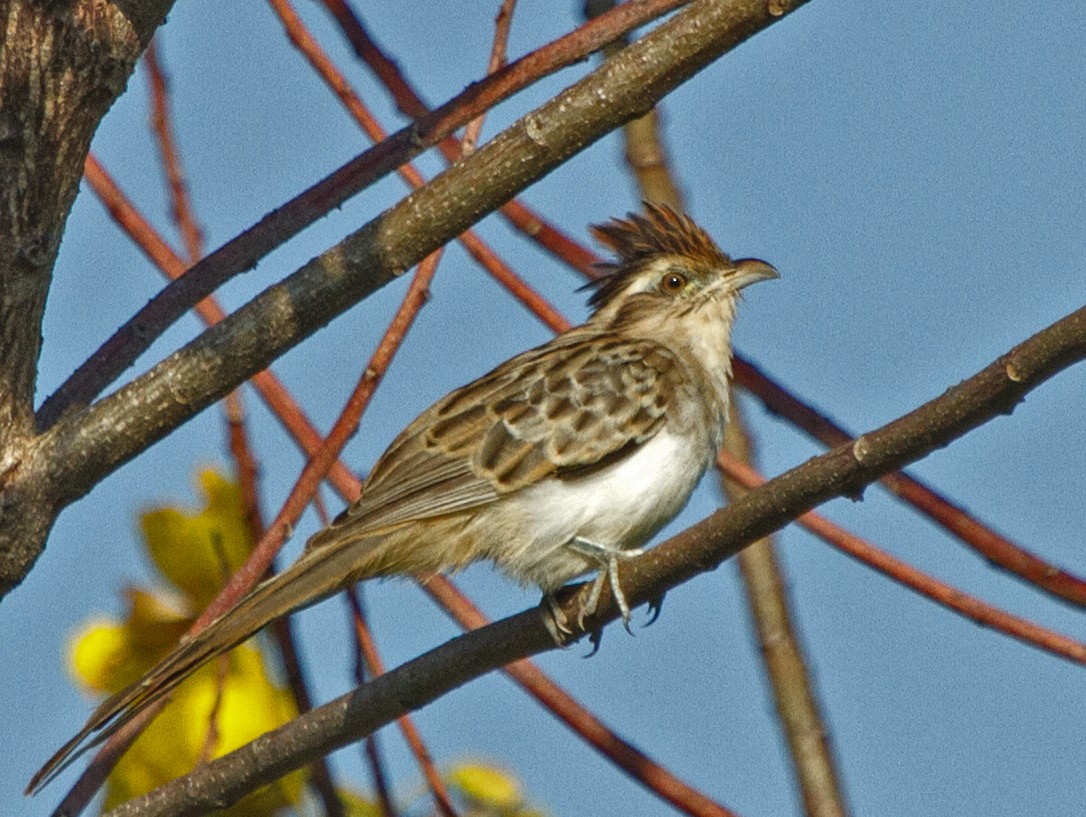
[461,0,518,154]
[144,39,205,264]
[269,0,566,343]
[347,590,460,817]
[346,592,398,817]
[224,396,266,545]
[731,355,1086,608]
[719,455,1086,664]
[321,2,602,278]
[144,51,348,815]
[723,418,850,817]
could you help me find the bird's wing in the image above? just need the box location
[308,334,681,547]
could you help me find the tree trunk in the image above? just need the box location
[0,0,173,597]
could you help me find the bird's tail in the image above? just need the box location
[27,537,374,795]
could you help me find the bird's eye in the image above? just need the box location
[660,271,687,294]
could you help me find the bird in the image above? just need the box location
[29,203,777,793]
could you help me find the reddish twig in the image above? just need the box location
[191,248,440,634]
[320,2,603,279]
[80,155,358,493]
[719,455,1086,665]
[346,592,398,817]
[224,395,267,545]
[361,732,397,817]
[38,0,687,428]
[731,356,1086,608]
[275,0,574,345]
[144,40,205,264]
[347,590,460,817]
[461,0,518,154]
[458,232,571,333]
[145,52,347,814]
[270,0,567,329]
[227,399,347,815]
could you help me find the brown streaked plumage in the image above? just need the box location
[29,205,777,795]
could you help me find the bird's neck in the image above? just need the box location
[593,294,738,437]
[665,297,737,434]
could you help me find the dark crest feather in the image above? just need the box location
[584,203,731,310]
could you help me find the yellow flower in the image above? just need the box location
[140,469,255,608]
[67,469,305,816]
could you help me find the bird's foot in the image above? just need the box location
[570,537,643,634]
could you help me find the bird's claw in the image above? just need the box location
[644,590,666,627]
[541,592,574,647]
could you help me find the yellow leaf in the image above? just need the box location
[66,589,190,694]
[447,760,524,810]
[140,469,254,607]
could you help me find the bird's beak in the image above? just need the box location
[729,258,779,291]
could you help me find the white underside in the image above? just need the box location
[475,427,712,591]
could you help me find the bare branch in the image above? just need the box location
[721,456,1086,665]
[36,0,690,427]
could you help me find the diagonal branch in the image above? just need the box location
[35,0,691,428]
[100,295,1086,817]
[38,0,807,511]
[720,455,1086,664]
[731,356,1086,607]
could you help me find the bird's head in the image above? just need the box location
[584,204,777,332]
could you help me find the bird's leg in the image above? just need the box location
[569,537,643,633]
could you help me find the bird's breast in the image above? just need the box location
[478,427,713,590]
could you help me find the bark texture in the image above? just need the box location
[0,0,172,595]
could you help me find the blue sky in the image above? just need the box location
[4,2,1085,815]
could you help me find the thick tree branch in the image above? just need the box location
[100,299,1086,817]
[39,0,805,510]
[0,0,173,595]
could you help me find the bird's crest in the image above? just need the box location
[586,203,731,310]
